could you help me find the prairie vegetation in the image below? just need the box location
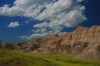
[0,50,100,66]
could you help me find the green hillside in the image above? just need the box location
[0,50,100,66]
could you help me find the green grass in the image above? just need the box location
[0,50,100,66]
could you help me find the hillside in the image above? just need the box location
[0,25,100,60]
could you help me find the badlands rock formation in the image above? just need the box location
[0,41,19,50]
[0,25,100,60]
[33,26,100,60]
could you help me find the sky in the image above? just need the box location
[0,0,100,42]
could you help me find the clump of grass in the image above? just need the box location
[0,50,100,66]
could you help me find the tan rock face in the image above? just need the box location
[0,41,5,49]
[16,40,41,52]
[33,26,100,60]
[0,25,100,60]
[0,41,19,50]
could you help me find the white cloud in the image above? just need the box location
[0,0,44,17]
[35,0,72,20]
[0,5,24,16]
[8,22,20,28]
[20,33,46,40]
[0,0,87,39]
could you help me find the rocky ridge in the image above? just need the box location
[0,25,100,60]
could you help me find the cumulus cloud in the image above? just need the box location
[8,22,20,28]
[0,0,87,39]
[0,0,44,17]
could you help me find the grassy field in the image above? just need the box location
[0,50,100,66]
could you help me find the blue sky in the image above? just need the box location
[0,0,100,42]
